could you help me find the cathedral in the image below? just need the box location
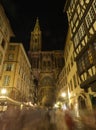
[28,18,64,107]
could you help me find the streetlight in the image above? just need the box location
[0,88,7,111]
[61,92,66,98]
[1,88,7,95]
[61,92,68,110]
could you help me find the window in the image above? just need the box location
[73,13,78,24]
[3,75,10,86]
[78,61,82,73]
[74,34,79,48]
[77,5,80,14]
[0,52,3,65]
[85,13,92,28]
[84,52,89,68]
[80,0,84,5]
[89,7,95,21]
[93,0,96,13]
[9,45,15,50]
[70,80,73,91]
[78,23,85,41]
[0,16,3,27]
[81,57,85,70]
[4,28,8,37]
[4,64,13,71]
[35,39,37,43]
[88,49,93,64]
[71,56,73,67]
[8,54,14,60]
[85,7,94,28]
[78,58,85,74]
[1,39,6,49]
[93,42,96,50]
[73,74,77,88]
[85,0,90,4]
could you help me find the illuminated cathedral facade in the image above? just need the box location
[28,18,64,106]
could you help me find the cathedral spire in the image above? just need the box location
[30,17,42,52]
[34,17,40,31]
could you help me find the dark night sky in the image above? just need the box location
[1,0,68,52]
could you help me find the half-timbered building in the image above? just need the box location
[64,0,96,109]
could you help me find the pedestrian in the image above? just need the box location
[64,110,75,130]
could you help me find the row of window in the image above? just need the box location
[79,66,96,87]
[59,55,74,79]
[69,1,95,32]
[32,56,64,69]
[85,2,96,29]
[68,72,79,92]
[3,69,31,86]
[78,48,94,74]
[18,65,30,85]
[69,0,90,26]
[71,2,86,29]
[58,71,79,93]
[73,23,86,48]
[16,78,28,97]
[3,64,31,87]
[72,1,96,49]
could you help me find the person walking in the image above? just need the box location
[64,110,76,130]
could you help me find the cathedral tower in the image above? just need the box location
[30,17,42,52]
[28,18,64,107]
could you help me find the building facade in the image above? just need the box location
[64,0,96,110]
[28,18,64,107]
[0,4,14,77]
[0,43,31,105]
[57,27,86,116]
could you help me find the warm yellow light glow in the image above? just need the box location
[62,104,67,110]
[1,88,7,94]
[54,101,62,108]
[61,92,66,97]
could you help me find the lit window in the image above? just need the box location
[3,75,10,86]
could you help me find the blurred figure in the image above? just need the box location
[55,108,66,130]
[64,110,76,130]
[80,109,96,129]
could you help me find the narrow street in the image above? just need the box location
[0,107,96,130]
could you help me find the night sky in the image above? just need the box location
[1,0,68,52]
